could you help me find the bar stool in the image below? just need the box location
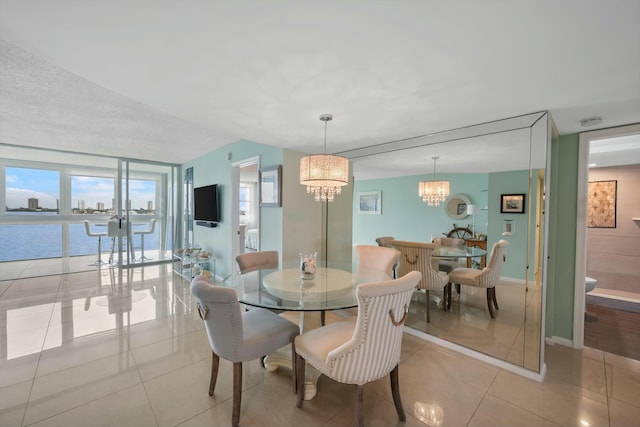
[134,219,156,261]
[83,220,108,266]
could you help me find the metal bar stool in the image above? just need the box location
[83,220,108,266]
[134,219,156,261]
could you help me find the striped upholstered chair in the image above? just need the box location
[448,239,509,318]
[294,271,421,427]
[392,240,450,322]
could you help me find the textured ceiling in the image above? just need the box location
[1,1,639,176]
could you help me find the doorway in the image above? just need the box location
[231,157,260,272]
[574,123,640,359]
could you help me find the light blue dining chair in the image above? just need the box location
[191,275,299,427]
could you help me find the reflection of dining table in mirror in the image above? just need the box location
[433,245,487,269]
[221,264,392,400]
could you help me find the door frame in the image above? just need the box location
[573,123,640,347]
[231,156,260,273]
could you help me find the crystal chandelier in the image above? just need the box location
[299,114,349,202]
[418,156,450,206]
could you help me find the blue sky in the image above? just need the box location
[6,167,156,210]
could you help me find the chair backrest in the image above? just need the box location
[391,240,445,291]
[356,245,400,277]
[440,237,465,249]
[482,239,509,287]
[190,276,244,361]
[375,236,395,248]
[325,270,421,384]
[83,220,92,236]
[235,250,279,274]
[146,219,156,233]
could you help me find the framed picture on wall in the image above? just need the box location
[357,191,381,215]
[587,180,617,228]
[500,193,525,214]
[259,165,282,207]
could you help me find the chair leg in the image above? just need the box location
[446,283,452,310]
[492,286,499,310]
[425,290,430,323]
[355,384,365,427]
[296,353,305,408]
[486,288,496,318]
[321,310,325,326]
[232,362,242,427]
[291,341,296,394]
[209,351,220,396]
[390,364,406,422]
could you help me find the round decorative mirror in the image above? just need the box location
[445,193,471,220]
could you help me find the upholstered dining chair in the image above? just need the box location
[234,250,282,314]
[356,244,400,279]
[294,271,421,427]
[447,239,509,318]
[334,245,401,319]
[191,275,299,427]
[235,250,279,274]
[375,236,395,248]
[392,240,450,322]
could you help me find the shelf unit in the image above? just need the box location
[173,254,215,281]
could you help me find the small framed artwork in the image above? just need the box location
[457,203,467,215]
[358,191,381,215]
[259,165,282,207]
[587,180,617,228]
[500,193,525,214]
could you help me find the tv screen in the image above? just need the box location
[194,184,219,222]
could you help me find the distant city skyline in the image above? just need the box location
[5,167,157,211]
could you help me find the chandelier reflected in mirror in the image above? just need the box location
[300,114,349,202]
[418,156,450,206]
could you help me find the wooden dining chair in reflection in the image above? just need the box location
[392,240,450,322]
[447,239,509,318]
[294,271,421,427]
[191,275,299,427]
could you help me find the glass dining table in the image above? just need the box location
[221,263,392,400]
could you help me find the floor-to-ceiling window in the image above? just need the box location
[0,145,179,277]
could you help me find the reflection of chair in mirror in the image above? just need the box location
[375,236,395,248]
[392,240,450,322]
[437,237,466,273]
[447,239,509,318]
[191,275,299,427]
[134,219,156,261]
[294,271,421,427]
[83,220,108,266]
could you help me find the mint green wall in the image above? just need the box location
[546,132,579,341]
[352,172,488,243]
[488,169,537,281]
[182,139,282,279]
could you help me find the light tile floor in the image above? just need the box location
[1,264,639,427]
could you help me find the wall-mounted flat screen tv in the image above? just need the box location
[194,184,220,223]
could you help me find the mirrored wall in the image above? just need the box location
[343,112,551,373]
